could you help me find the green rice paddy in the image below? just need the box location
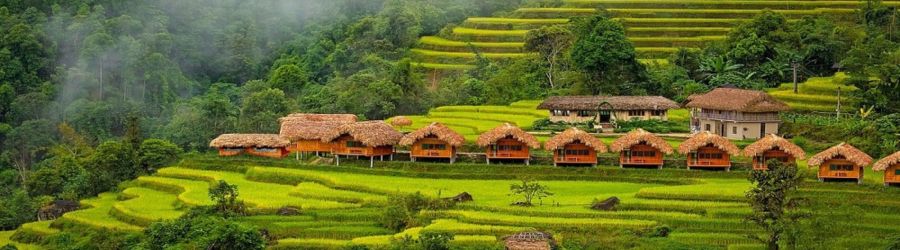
[7,153,899,249]
[767,72,859,112]
[409,0,890,71]
[388,100,547,141]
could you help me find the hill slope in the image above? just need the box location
[768,73,859,113]
[411,0,900,70]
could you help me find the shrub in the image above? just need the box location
[419,231,454,250]
[142,213,266,250]
[139,139,183,171]
[614,119,689,133]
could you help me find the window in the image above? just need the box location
[346,141,365,148]
[651,110,665,116]
[628,110,644,117]
[829,164,854,171]
[732,126,737,135]
[577,110,593,117]
[632,151,656,157]
[223,147,243,152]
[705,124,711,131]
[254,147,277,153]
[498,145,523,151]
[895,169,900,175]
[699,153,723,159]
[422,144,447,150]
[564,149,590,155]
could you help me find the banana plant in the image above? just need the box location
[859,106,875,119]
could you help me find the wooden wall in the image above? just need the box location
[330,135,394,157]
[410,137,455,159]
[485,138,531,160]
[686,146,731,168]
[885,164,900,185]
[553,143,597,165]
[752,149,795,170]
[292,139,332,153]
[817,158,863,181]
[620,144,663,166]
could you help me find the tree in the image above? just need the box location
[525,25,574,89]
[240,88,291,133]
[570,14,646,94]
[25,155,89,200]
[83,140,139,194]
[3,119,55,186]
[509,178,553,206]
[268,64,309,96]
[143,214,265,250]
[138,139,182,171]
[209,180,245,216]
[746,160,805,250]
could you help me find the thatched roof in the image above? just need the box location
[808,143,874,167]
[537,96,679,111]
[741,134,806,159]
[874,151,900,171]
[685,88,790,112]
[209,134,290,148]
[610,128,673,154]
[544,128,607,152]
[321,121,402,147]
[476,123,541,149]
[678,131,740,155]
[279,114,357,141]
[391,116,413,127]
[503,231,554,250]
[399,122,465,147]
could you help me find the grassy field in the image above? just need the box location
[768,72,859,112]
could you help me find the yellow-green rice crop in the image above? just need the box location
[422,219,532,236]
[635,180,749,202]
[465,17,569,25]
[112,187,184,226]
[18,221,59,236]
[60,193,142,232]
[272,238,350,249]
[291,182,387,204]
[419,36,524,48]
[156,168,360,210]
[453,27,529,37]
[670,232,760,246]
[411,63,475,70]
[426,210,657,230]
[411,49,529,59]
[137,176,214,206]
[0,231,41,250]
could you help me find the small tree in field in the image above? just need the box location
[509,178,553,206]
[209,180,245,216]
[746,160,804,250]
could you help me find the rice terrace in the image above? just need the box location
[0,0,899,250]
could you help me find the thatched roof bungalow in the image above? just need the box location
[685,87,790,140]
[209,134,291,158]
[874,151,900,186]
[678,131,740,170]
[322,121,402,167]
[808,143,873,184]
[537,96,679,131]
[610,128,673,169]
[742,134,805,170]
[477,123,540,165]
[400,122,465,163]
[279,114,357,156]
[545,128,607,166]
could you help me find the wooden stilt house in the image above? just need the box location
[610,129,673,169]
[544,128,607,166]
[209,134,291,158]
[321,121,403,167]
[808,143,873,184]
[874,151,900,186]
[476,123,541,165]
[399,122,465,163]
[678,131,740,171]
[742,134,806,170]
[279,114,357,160]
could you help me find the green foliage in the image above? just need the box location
[614,119,690,134]
[138,139,182,171]
[745,160,804,250]
[142,213,266,250]
[418,231,454,250]
[25,155,89,200]
[570,13,647,94]
[381,192,455,232]
[269,64,310,96]
[84,140,139,194]
[209,180,246,217]
[240,88,292,133]
[524,25,574,89]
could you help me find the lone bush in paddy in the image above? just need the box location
[142,213,265,250]
[419,231,454,250]
[746,160,804,250]
[380,192,455,232]
[138,139,182,171]
[209,180,246,217]
[509,178,553,206]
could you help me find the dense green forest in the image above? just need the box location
[0,0,898,249]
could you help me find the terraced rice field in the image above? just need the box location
[4,155,899,249]
[767,72,859,112]
[389,100,548,141]
[410,0,900,70]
